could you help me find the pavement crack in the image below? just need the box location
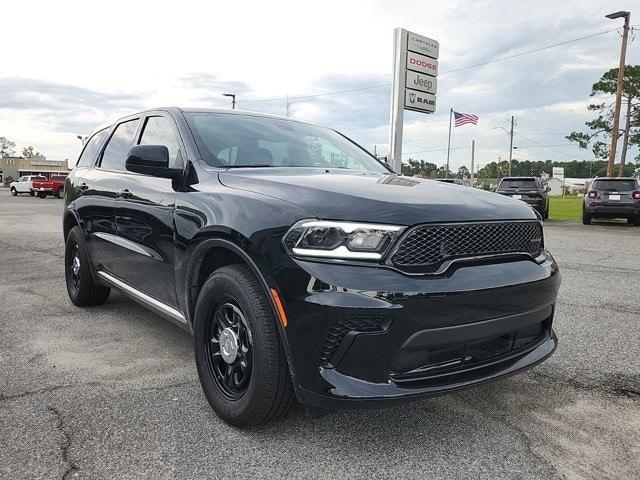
[47,406,79,480]
[0,384,74,402]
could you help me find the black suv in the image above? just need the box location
[63,108,560,427]
[495,177,550,219]
[582,177,640,225]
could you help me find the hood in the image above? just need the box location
[218,168,537,225]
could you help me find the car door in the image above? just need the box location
[16,176,29,192]
[80,118,141,274]
[110,113,182,307]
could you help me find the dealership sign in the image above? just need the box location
[388,28,439,172]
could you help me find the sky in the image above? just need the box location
[1,0,638,173]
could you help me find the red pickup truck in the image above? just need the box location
[32,176,66,198]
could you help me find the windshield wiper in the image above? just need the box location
[226,164,273,168]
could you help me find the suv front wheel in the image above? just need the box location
[193,264,295,427]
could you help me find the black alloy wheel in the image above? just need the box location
[65,226,110,306]
[206,301,253,399]
[193,264,295,427]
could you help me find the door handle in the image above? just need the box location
[118,189,133,199]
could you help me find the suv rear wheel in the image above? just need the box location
[582,208,591,225]
[65,226,111,306]
[193,264,295,427]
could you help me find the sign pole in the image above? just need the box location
[389,28,407,174]
[445,108,453,178]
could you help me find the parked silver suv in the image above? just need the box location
[582,177,640,225]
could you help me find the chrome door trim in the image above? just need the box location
[97,271,186,324]
[94,232,163,261]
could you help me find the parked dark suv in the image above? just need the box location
[63,108,560,427]
[582,177,640,225]
[496,177,550,219]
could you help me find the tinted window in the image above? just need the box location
[77,128,109,167]
[100,119,140,171]
[499,179,537,189]
[186,113,388,173]
[139,116,181,168]
[592,179,637,191]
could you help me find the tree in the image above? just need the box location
[22,145,40,158]
[567,65,640,176]
[0,136,16,157]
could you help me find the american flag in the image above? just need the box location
[454,111,479,127]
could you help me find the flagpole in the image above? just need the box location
[445,108,453,179]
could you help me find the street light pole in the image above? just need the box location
[508,115,514,176]
[223,93,236,109]
[605,10,631,177]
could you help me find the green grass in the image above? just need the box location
[548,195,582,221]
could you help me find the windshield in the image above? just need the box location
[185,113,389,173]
[592,179,637,191]
[499,179,537,189]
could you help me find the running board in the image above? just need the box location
[97,271,187,324]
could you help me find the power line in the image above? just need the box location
[514,132,577,158]
[404,145,468,155]
[239,27,623,104]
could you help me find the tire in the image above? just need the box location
[633,216,640,227]
[193,264,295,427]
[582,209,591,225]
[30,190,35,196]
[65,226,110,306]
[37,192,47,199]
[10,187,17,196]
[55,189,64,199]
[543,203,549,220]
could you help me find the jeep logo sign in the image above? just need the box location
[405,70,437,95]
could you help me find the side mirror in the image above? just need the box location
[125,145,182,179]
[546,186,551,192]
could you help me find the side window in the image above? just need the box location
[100,119,140,171]
[139,116,182,168]
[76,128,109,168]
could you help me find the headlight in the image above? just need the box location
[283,220,405,260]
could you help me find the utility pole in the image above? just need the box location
[470,140,475,187]
[605,10,631,177]
[508,115,514,176]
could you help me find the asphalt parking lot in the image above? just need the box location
[0,188,638,480]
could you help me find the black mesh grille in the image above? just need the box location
[320,316,390,366]
[390,221,543,272]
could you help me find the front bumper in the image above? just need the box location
[277,251,560,409]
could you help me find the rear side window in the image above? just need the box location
[139,116,181,168]
[100,119,140,171]
[76,128,109,168]
[592,179,637,191]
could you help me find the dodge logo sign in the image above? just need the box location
[407,51,438,76]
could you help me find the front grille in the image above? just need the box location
[389,221,543,273]
[320,316,391,366]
